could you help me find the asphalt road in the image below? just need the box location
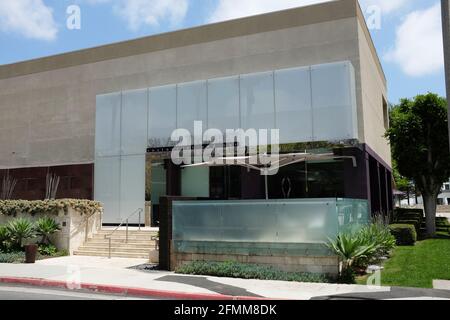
[0,284,152,300]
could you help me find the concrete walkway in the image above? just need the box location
[0,256,449,300]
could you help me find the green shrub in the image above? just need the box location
[0,252,25,263]
[38,244,58,256]
[176,261,329,283]
[395,219,420,234]
[6,218,35,248]
[0,225,10,252]
[389,224,417,245]
[394,208,424,219]
[358,222,396,257]
[53,249,69,257]
[35,217,61,245]
[399,212,422,219]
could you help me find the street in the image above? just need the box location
[0,284,153,300]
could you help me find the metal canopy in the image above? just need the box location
[182,152,357,173]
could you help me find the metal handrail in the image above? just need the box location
[105,208,143,259]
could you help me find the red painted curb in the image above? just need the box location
[0,277,268,300]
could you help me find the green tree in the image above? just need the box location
[393,159,418,205]
[386,93,450,236]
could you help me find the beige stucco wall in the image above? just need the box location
[356,19,391,167]
[0,0,389,169]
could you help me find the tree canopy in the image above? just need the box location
[386,93,450,235]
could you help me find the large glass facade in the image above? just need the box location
[311,62,357,141]
[240,71,275,132]
[207,76,240,132]
[95,90,147,224]
[95,61,359,223]
[148,85,177,148]
[274,67,313,143]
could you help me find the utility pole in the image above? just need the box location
[442,0,450,148]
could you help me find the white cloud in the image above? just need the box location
[360,0,408,14]
[86,0,189,31]
[209,0,329,23]
[208,0,407,23]
[0,0,57,41]
[385,3,444,77]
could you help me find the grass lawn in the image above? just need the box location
[357,234,450,288]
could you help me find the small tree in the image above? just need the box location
[386,93,450,236]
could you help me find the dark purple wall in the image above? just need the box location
[0,164,94,200]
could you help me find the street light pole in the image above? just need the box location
[442,0,450,148]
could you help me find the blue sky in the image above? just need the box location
[0,0,446,104]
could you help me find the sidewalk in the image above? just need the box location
[0,256,449,300]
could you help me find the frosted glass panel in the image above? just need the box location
[120,155,145,224]
[275,67,313,143]
[336,198,370,232]
[94,157,120,223]
[177,81,207,142]
[172,199,369,244]
[311,62,356,141]
[275,201,337,242]
[182,167,210,197]
[95,93,121,157]
[240,72,275,131]
[148,85,177,148]
[207,76,240,132]
[121,89,148,155]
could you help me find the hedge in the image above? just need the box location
[395,219,421,234]
[0,199,102,217]
[394,208,424,217]
[389,224,417,246]
[176,260,330,283]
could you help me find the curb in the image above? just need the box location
[0,277,267,300]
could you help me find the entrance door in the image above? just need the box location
[146,157,167,226]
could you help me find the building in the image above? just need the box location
[399,180,450,206]
[0,0,392,269]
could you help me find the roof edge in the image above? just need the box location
[0,0,357,80]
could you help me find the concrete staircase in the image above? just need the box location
[74,229,158,259]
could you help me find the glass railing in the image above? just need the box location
[172,198,369,245]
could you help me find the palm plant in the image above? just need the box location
[6,218,35,248]
[35,217,61,245]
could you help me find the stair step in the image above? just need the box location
[77,246,153,254]
[85,239,156,246]
[97,230,157,235]
[92,234,155,239]
[73,228,159,259]
[80,243,155,249]
[74,250,153,259]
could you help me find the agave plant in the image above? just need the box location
[6,218,35,248]
[327,232,377,272]
[35,217,61,245]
